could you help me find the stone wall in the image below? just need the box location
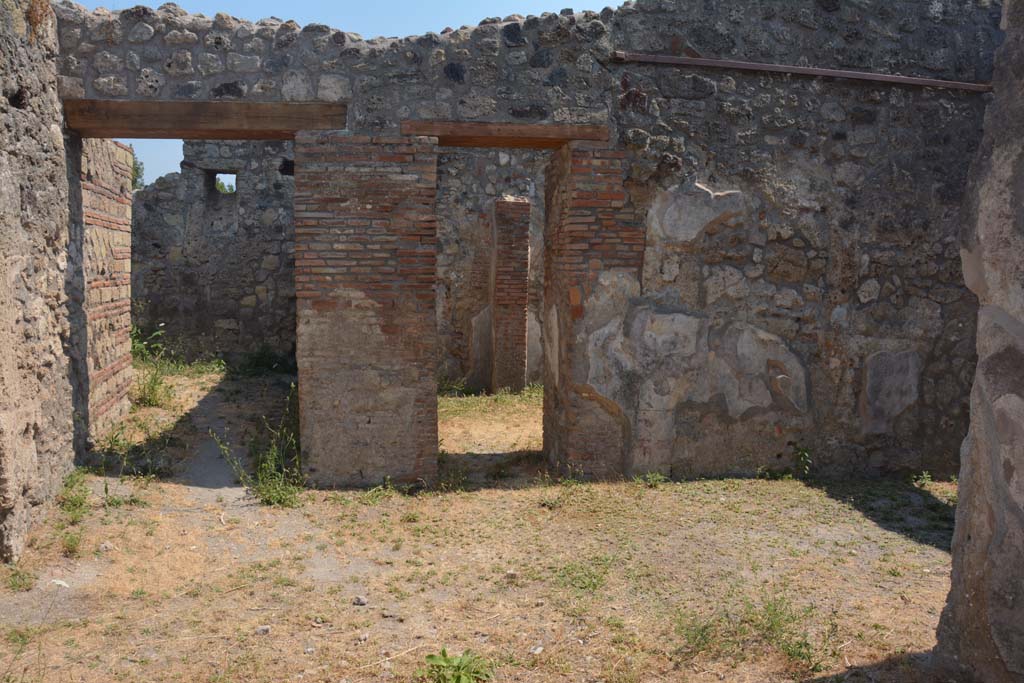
[590,4,995,480]
[937,2,1024,679]
[0,0,74,561]
[132,140,295,360]
[71,138,133,440]
[52,1,999,121]
[56,0,1002,478]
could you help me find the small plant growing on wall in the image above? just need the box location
[791,442,813,479]
[131,156,145,190]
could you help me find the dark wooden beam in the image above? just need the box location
[64,100,348,139]
[401,120,609,148]
[612,50,992,93]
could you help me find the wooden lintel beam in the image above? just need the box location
[64,99,348,139]
[401,120,609,148]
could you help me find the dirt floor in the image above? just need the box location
[0,370,960,682]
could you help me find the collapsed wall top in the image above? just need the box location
[53,0,1001,134]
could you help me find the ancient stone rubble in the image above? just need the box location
[1,0,1023,676]
[48,0,1000,481]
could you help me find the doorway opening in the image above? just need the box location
[434,151,548,488]
[68,134,299,496]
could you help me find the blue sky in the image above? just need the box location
[80,0,590,183]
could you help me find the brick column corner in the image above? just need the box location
[543,141,643,477]
[490,195,531,393]
[293,132,439,488]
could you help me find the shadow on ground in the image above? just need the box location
[440,451,958,558]
[809,478,957,552]
[802,651,952,683]
[81,370,297,492]
[438,449,548,490]
[84,371,959,561]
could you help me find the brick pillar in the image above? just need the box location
[293,133,439,487]
[81,139,134,440]
[543,142,643,477]
[490,196,530,393]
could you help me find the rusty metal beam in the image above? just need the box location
[612,50,992,93]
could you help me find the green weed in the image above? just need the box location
[213,384,304,507]
[60,530,83,558]
[437,376,473,397]
[437,465,468,493]
[756,466,794,481]
[132,363,173,408]
[417,648,493,683]
[675,609,718,656]
[94,419,174,479]
[6,628,33,647]
[57,469,90,525]
[633,471,669,489]
[132,322,227,379]
[672,590,832,673]
[103,493,147,509]
[791,443,813,479]
[5,567,35,592]
[556,555,613,593]
[912,471,933,488]
[746,593,818,666]
[360,479,396,506]
[130,323,167,362]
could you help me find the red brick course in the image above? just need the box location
[81,139,134,438]
[294,133,439,486]
[490,197,531,392]
[293,135,640,484]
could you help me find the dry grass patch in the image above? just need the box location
[0,371,959,683]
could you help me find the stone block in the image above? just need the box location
[860,350,920,435]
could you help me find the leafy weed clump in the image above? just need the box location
[93,420,174,479]
[57,469,90,525]
[633,471,670,489]
[360,478,397,506]
[417,648,492,683]
[5,567,35,592]
[215,384,304,507]
[673,589,836,674]
[132,364,173,408]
